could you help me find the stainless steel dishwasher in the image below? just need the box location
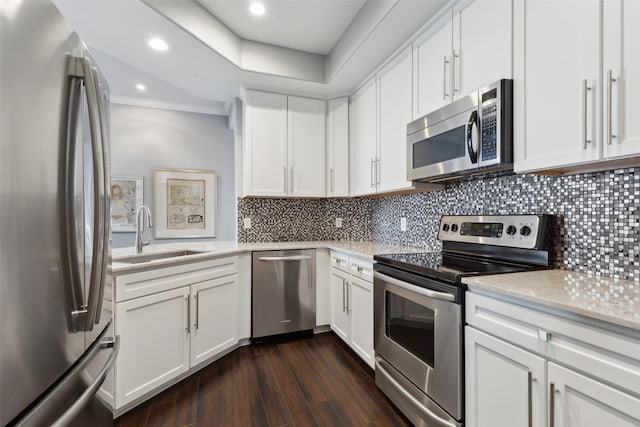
[252,250,316,338]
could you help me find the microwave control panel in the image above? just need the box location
[480,103,497,161]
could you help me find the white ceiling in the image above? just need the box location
[196,0,366,55]
[52,0,447,116]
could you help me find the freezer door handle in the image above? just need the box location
[50,335,119,427]
[16,325,119,427]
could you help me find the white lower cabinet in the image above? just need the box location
[329,267,350,342]
[115,287,191,407]
[329,252,374,368]
[347,276,374,367]
[189,275,239,368]
[549,362,640,427]
[465,291,640,427]
[113,257,241,411]
[465,327,546,427]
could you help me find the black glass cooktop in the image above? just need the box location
[374,252,537,283]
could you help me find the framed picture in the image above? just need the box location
[153,168,217,238]
[110,176,144,232]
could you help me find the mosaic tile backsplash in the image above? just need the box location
[238,167,640,282]
[237,197,373,242]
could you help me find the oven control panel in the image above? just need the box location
[438,215,549,249]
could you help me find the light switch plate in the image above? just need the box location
[243,218,252,229]
[335,218,343,228]
[400,217,407,231]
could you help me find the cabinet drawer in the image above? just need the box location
[115,257,238,302]
[349,257,373,283]
[466,292,640,396]
[330,251,349,273]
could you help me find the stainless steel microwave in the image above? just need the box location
[407,79,513,182]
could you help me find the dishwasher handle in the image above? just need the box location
[258,255,312,262]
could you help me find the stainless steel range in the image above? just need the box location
[373,215,554,427]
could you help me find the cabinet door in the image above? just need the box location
[549,362,640,427]
[190,275,239,368]
[603,0,640,159]
[453,0,512,97]
[466,327,546,427]
[114,287,190,408]
[378,47,414,193]
[414,12,453,117]
[244,91,288,196]
[350,78,378,196]
[348,276,374,368]
[514,0,601,172]
[327,98,349,197]
[329,267,350,343]
[288,96,326,197]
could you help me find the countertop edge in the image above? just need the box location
[463,271,640,334]
[111,241,430,275]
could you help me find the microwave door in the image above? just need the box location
[407,109,477,181]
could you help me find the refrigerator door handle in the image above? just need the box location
[79,56,107,331]
[90,66,110,327]
[50,335,119,427]
[63,58,88,331]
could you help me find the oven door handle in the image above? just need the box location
[374,272,455,302]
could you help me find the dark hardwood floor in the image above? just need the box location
[115,332,412,427]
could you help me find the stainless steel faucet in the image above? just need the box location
[135,205,153,253]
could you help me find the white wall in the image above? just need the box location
[110,104,235,248]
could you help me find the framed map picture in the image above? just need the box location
[110,176,143,232]
[153,168,216,238]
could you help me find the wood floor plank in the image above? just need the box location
[115,333,410,427]
[309,400,343,427]
[172,374,199,426]
[250,348,293,426]
[278,340,329,405]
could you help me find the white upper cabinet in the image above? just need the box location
[350,78,378,197]
[244,91,288,196]
[326,98,350,197]
[414,0,513,118]
[288,96,326,197]
[513,0,640,173]
[378,47,414,193]
[453,0,513,98]
[514,0,601,173]
[602,0,640,160]
[414,13,453,118]
[243,91,326,197]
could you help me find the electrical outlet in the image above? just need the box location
[335,217,343,228]
[243,218,252,229]
[400,217,407,232]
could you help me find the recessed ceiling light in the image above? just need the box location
[249,2,265,16]
[135,83,146,91]
[147,37,169,51]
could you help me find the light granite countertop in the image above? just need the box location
[463,270,640,332]
[111,240,432,274]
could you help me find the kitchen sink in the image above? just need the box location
[114,250,208,264]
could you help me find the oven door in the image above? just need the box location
[374,270,462,421]
[407,92,479,182]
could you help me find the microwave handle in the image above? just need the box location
[466,110,479,164]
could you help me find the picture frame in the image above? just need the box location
[110,176,144,232]
[153,168,217,239]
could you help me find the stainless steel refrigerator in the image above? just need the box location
[1,0,117,425]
